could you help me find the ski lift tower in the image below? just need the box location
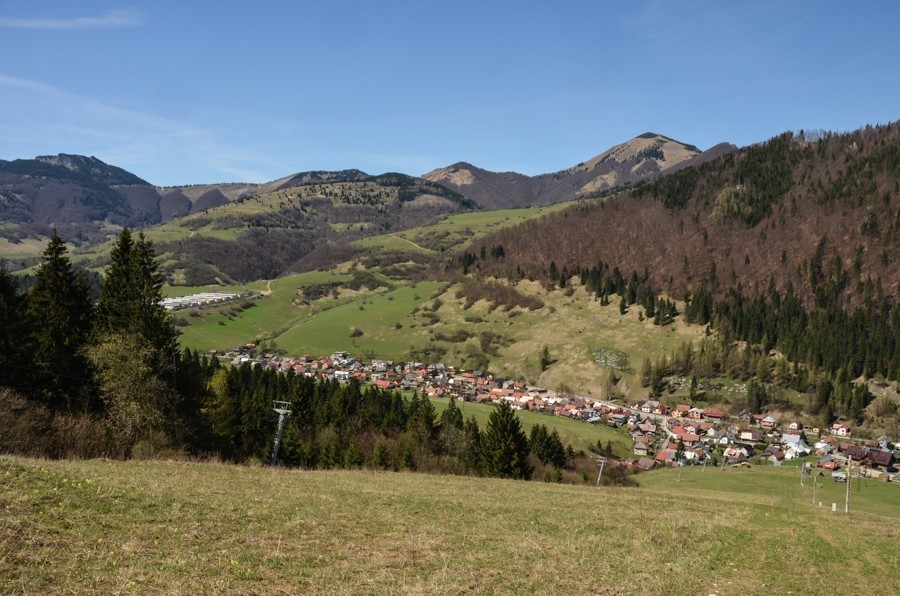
[595,456,608,487]
[270,400,293,466]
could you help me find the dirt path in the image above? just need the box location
[390,234,430,252]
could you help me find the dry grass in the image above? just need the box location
[2,456,897,594]
[432,279,704,397]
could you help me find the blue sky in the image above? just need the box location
[1,1,898,186]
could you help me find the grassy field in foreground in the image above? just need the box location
[2,457,898,595]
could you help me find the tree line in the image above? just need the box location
[0,229,193,454]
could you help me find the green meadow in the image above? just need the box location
[352,202,575,255]
[3,456,897,594]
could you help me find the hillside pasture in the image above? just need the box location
[2,457,897,594]
[422,279,704,397]
[353,202,574,255]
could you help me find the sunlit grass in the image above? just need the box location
[3,456,897,594]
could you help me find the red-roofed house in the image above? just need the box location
[703,408,726,420]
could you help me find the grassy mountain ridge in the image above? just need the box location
[78,174,480,284]
[0,157,472,263]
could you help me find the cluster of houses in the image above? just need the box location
[623,398,898,482]
[813,435,897,480]
[224,346,627,418]
[221,346,899,482]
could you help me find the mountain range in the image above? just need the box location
[0,133,713,254]
[423,133,732,209]
[9,122,897,308]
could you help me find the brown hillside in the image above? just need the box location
[423,133,706,210]
[463,124,900,307]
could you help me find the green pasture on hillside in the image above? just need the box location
[273,282,443,358]
[417,279,705,395]
[172,270,357,351]
[3,457,897,594]
[352,202,574,254]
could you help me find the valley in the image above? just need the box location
[4,4,898,594]
[3,125,900,596]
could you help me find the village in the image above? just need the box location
[221,344,900,484]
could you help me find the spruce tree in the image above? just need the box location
[27,234,94,412]
[92,230,182,448]
[406,393,438,451]
[464,415,483,472]
[482,401,532,480]
[0,264,32,392]
[96,229,177,361]
[440,394,464,431]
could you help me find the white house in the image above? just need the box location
[832,423,852,437]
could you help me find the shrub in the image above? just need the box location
[0,388,53,457]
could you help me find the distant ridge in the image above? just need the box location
[423,133,714,209]
[0,132,716,257]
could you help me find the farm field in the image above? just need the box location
[3,456,897,594]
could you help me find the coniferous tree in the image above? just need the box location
[440,395,464,431]
[482,401,532,480]
[371,440,391,469]
[464,415,483,472]
[529,425,565,469]
[640,357,652,387]
[406,392,438,452]
[96,229,178,362]
[0,264,32,392]
[93,230,181,434]
[27,234,94,412]
[540,346,552,372]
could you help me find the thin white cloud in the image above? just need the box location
[0,73,288,184]
[0,8,146,31]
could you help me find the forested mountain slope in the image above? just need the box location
[465,124,900,308]
[458,123,900,384]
